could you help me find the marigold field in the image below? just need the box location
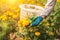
[0,0,60,40]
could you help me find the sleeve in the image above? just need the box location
[40,0,56,16]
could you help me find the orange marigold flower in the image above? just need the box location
[57,0,60,2]
[35,32,41,36]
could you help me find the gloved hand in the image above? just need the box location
[30,16,43,27]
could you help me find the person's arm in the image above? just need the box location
[31,0,56,26]
[40,0,56,18]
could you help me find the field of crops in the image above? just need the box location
[0,0,60,40]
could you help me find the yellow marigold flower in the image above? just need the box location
[49,32,54,36]
[37,3,45,7]
[18,20,22,27]
[45,23,50,26]
[18,18,30,27]
[10,6,17,10]
[0,16,2,20]
[35,32,41,36]
[15,8,20,13]
[18,0,24,4]
[22,19,30,26]
[1,15,7,21]
[2,17,7,21]
[12,14,19,19]
[31,1,35,4]
[27,0,30,2]
[57,0,60,2]
[4,11,14,16]
[27,0,31,3]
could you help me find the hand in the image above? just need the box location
[30,16,43,27]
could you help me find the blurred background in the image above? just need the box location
[0,0,60,40]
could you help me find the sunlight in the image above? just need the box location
[8,0,17,5]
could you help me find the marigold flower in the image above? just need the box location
[49,32,54,36]
[4,11,14,17]
[0,15,7,21]
[22,19,30,27]
[18,0,24,4]
[45,23,50,26]
[12,14,19,19]
[18,20,22,27]
[35,32,41,36]
[57,0,60,2]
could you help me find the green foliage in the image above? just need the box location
[17,2,60,40]
[0,20,16,40]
